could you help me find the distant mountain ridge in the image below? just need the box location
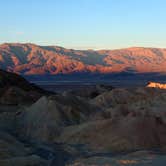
[0,43,166,75]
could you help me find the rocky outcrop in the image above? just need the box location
[0,69,51,105]
[147,82,166,89]
[59,115,166,152]
[17,94,97,142]
[13,85,166,154]
[0,70,57,165]
[0,155,47,166]
[0,69,45,92]
[1,69,166,165]
[0,132,48,166]
[55,87,166,152]
[69,151,166,166]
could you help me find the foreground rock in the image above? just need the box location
[56,87,166,153]
[1,70,166,165]
[17,94,97,142]
[0,69,51,105]
[0,155,47,166]
[0,132,48,166]
[59,115,166,152]
[68,151,166,166]
[0,70,55,165]
[14,85,166,155]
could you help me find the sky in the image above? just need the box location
[0,0,166,49]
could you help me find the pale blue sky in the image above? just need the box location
[0,0,166,49]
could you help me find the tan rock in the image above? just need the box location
[147,82,166,89]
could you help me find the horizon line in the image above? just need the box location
[0,42,166,51]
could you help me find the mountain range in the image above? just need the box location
[0,43,166,75]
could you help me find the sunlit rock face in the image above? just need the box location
[1,43,166,74]
[147,82,166,89]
